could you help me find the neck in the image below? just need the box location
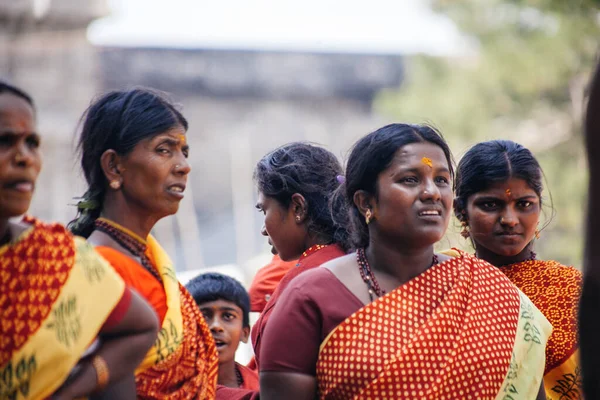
[475,243,535,267]
[365,232,435,286]
[218,359,240,388]
[101,195,160,239]
[302,233,331,254]
[0,218,10,246]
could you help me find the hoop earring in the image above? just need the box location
[109,180,121,190]
[460,221,470,239]
[365,209,373,225]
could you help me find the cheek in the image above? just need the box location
[468,211,495,236]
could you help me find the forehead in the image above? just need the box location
[199,299,243,312]
[0,93,35,129]
[473,177,539,197]
[389,142,448,169]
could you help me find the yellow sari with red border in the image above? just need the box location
[0,217,125,400]
[500,260,583,399]
[316,250,552,399]
[132,235,219,400]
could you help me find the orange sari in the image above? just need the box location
[316,250,552,400]
[500,260,583,399]
[97,234,218,399]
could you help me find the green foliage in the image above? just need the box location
[376,0,600,266]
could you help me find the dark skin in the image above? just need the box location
[261,142,547,400]
[256,192,329,262]
[0,92,159,400]
[200,300,250,388]
[460,178,541,267]
[581,57,600,397]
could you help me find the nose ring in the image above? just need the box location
[500,217,505,224]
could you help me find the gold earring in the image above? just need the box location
[460,221,470,239]
[295,216,301,222]
[365,209,373,225]
[109,180,121,190]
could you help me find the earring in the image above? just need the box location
[109,180,121,190]
[460,221,470,239]
[365,209,373,225]
[535,229,540,239]
[295,216,301,222]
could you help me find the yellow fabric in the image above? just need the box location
[135,235,184,373]
[544,350,582,399]
[2,237,125,400]
[495,289,553,400]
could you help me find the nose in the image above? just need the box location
[13,142,35,168]
[500,206,519,227]
[420,178,441,202]
[261,224,268,237]
[174,154,191,176]
[209,317,224,333]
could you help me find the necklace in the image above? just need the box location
[357,248,439,301]
[295,244,329,267]
[235,364,244,387]
[94,218,162,282]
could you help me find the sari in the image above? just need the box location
[500,260,583,399]
[96,235,219,399]
[316,250,552,400]
[0,217,126,400]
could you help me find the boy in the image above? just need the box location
[186,273,259,391]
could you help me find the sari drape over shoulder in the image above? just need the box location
[316,250,552,400]
[97,235,219,399]
[500,260,583,399]
[0,217,125,400]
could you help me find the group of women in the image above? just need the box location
[0,70,588,400]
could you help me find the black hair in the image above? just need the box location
[253,142,351,251]
[454,140,544,221]
[186,273,250,328]
[68,88,187,237]
[339,123,454,249]
[0,81,35,111]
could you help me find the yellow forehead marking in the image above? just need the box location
[505,189,512,198]
[178,134,187,145]
[421,157,433,168]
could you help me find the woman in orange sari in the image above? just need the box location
[68,88,218,399]
[454,140,582,399]
[0,81,159,399]
[260,123,551,399]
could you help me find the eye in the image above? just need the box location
[182,148,189,158]
[478,201,500,211]
[223,313,235,321]
[518,200,533,209]
[400,176,418,184]
[26,135,40,149]
[0,134,15,148]
[157,147,170,155]
[435,176,449,185]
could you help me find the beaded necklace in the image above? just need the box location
[94,218,162,282]
[357,248,439,301]
[295,244,330,267]
[235,364,244,387]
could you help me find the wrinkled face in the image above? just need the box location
[118,127,190,219]
[371,142,452,247]
[200,299,249,365]
[465,178,540,257]
[0,93,41,220]
[256,191,305,261]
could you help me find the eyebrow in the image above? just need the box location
[0,130,38,137]
[392,166,451,175]
[199,306,240,313]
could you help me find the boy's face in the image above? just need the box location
[200,299,250,364]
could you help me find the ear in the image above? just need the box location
[453,198,467,222]
[100,149,124,185]
[353,190,375,218]
[289,193,308,223]
[240,326,250,344]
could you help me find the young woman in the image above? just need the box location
[68,88,218,399]
[454,140,582,399]
[0,82,158,400]
[259,124,550,399]
[251,142,350,368]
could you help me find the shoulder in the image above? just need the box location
[284,264,343,294]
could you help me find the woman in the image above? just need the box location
[68,88,219,399]
[251,142,350,369]
[260,123,551,399]
[454,140,583,399]
[0,82,158,399]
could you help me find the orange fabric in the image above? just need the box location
[248,255,296,312]
[0,217,75,367]
[500,260,582,397]
[237,362,259,391]
[95,246,168,323]
[316,251,541,399]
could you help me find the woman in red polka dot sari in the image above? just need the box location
[259,124,551,400]
[455,140,582,400]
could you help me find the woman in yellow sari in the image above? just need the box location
[454,140,583,399]
[0,82,159,399]
[259,123,551,399]
[68,88,219,399]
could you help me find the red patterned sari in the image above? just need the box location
[316,250,552,400]
[500,260,583,399]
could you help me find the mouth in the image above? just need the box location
[213,338,228,350]
[3,180,35,193]
[417,209,442,219]
[166,183,186,199]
